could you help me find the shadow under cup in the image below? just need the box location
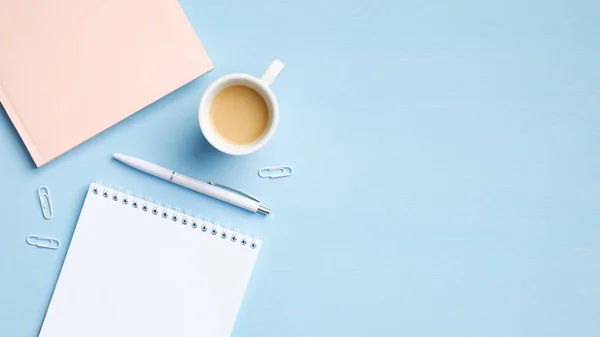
[199,74,279,156]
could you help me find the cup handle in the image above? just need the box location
[261,59,285,87]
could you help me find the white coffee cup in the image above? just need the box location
[199,59,284,155]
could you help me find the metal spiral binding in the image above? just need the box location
[91,182,258,249]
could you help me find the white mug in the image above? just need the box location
[198,59,284,155]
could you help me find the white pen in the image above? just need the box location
[113,153,270,215]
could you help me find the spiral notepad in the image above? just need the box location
[39,183,261,337]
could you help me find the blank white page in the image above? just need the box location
[39,183,261,337]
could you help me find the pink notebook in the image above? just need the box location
[0,0,213,167]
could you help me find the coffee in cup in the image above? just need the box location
[210,85,270,145]
[199,59,284,155]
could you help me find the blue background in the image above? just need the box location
[1,0,599,336]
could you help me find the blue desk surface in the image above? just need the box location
[1,0,599,336]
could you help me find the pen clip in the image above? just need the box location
[208,181,260,203]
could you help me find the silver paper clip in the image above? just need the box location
[38,186,54,219]
[26,235,61,249]
[258,166,293,179]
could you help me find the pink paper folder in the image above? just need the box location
[0,0,213,167]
